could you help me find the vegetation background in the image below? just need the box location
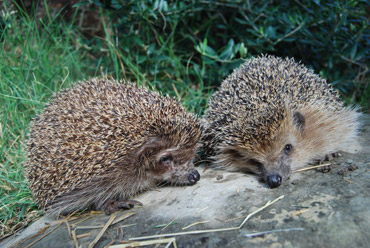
[0,0,369,238]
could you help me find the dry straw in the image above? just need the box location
[128,195,285,241]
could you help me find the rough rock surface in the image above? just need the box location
[2,115,370,248]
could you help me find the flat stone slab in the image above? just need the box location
[2,115,370,248]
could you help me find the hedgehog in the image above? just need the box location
[26,78,202,215]
[201,55,361,188]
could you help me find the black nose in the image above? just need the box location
[188,169,200,185]
[266,174,282,188]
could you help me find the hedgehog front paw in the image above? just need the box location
[104,200,143,215]
[313,152,341,164]
[313,153,341,173]
[324,152,342,161]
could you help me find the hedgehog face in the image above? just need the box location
[149,147,200,186]
[218,144,293,188]
[216,111,305,188]
[254,142,295,188]
[256,111,305,188]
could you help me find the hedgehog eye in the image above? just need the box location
[284,144,293,154]
[160,155,173,163]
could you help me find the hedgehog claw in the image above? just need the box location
[104,200,143,215]
[314,152,341,164]
[118,200,143,209]
[324,154,334,161]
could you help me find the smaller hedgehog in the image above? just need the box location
[26,78,201,215]
[201,55,361,188]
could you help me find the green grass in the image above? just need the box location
[0,5,95,237]
[0,3,213,238]
[0,0,369,239]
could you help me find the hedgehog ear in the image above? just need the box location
[293,111,305,132]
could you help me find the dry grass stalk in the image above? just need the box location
[75,225,107,230]
[71,214,98,227]
[90,211,104,214]
[112,212,136,225]
[129,195,284,241]
[294,209,309,215]
[72,229,79,248]
[165,237,177,248]
[294,163,331,173]
[105,240,116,247]
[194,207,209,216]
[343,178,360,185]
[119,224,137,228]
[88,214,116,248]
[75,213,136,231]
[131,226,239,240]
[50,216,81,225]
[24,221,64,248]
[182,221,209,230]
[238,195,284,229]
[172,83,181,100]
[13,224,49,248]
[201,164,210,172]
[109,237,177,248]
[65,219,72,239]
[162,218,176,231]
[76,232,92,239]
[153,222,178,229]
[244,228,304,238]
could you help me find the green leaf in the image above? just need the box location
[219,39,234,60]
[239,42,248,58]
[289,15,296,24]
[202,39,208,53]
[205,45,217,56]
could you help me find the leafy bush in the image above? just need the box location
[82,0,369,110]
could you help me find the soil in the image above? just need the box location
[2,115,369,248]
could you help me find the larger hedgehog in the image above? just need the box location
[26,78,201,215]
[201,55,361,188]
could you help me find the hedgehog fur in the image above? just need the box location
[26,78,201,215]
[201,55,361,188]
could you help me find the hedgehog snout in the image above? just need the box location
[188,169,200,185]
[266,173,282,188]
